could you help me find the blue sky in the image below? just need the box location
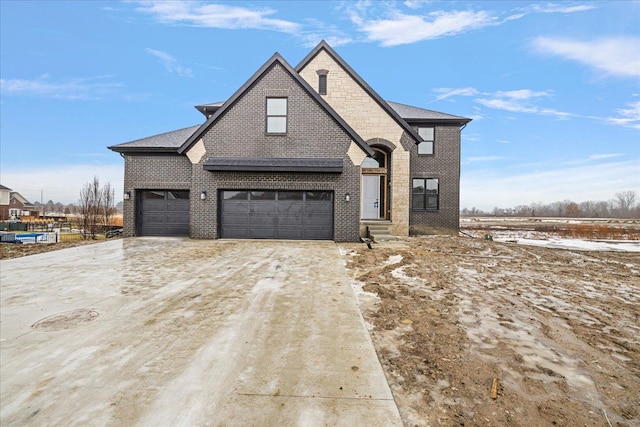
[1,0,639,210]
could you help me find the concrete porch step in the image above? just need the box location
[370,233,396,242]
[362,221,397,242]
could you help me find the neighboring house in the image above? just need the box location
[0,185,36,220]
[108,41,470,242]
[0,185,11,220]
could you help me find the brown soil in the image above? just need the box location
[0,239,116,259]
[346,235,640,427]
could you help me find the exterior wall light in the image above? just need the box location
[345,193,350,202]
[123,191,130,200]
[200,191,207,200]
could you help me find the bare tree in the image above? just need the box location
[78,177,104,239]
[614,190,637,216]
[102,182,115,230]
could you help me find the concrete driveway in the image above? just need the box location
[0,238,401,426]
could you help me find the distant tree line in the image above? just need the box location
[462,190,639,219]
[32,197,123,216]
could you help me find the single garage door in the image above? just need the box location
[138,190,190,236]
[220,190,333,240]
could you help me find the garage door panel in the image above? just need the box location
[250,202,277,213]
[249,214,277,226]
[277,215,303,226]
[303,228,332,240]
[277,201,304,214]
[222,227,249,238]
[138,190,190,236]
[278,228,304,239]
[222,202,249,214]
[248,227,276,239]
[221,214,250,225]
[219,190,333,240]
[166,201,190,212]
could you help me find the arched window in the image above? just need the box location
[362,148,387,168]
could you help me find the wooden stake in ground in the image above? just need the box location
[491,378,499,399]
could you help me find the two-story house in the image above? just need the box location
[108,41,470,242]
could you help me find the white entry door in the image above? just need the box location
[362,175,380,219]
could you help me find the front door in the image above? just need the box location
[362,175,380,219]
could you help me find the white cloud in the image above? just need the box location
[529,3,597,14]
[461,160,640,211]
[355,10,496,46]
[146,48,193,77]
[475,89,574,118]
[135,1,300,33]
[532,37,640,78]
[1,163,124,204]
[0,75,123,100]
[464,156,505,163]
[432,87,479,102]
[587,153,624,160]
[403,0,434,9]
[606,100,640,130]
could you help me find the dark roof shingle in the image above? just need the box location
[108,125,200,153]
[387,101,471,123]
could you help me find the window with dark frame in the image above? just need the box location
[412,178,439,210]
[418,127,434,155]
[266,97,287,134]
[318,74,327,95]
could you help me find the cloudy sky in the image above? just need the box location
[1,0,638,210]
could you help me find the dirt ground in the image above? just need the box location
[345,235,640,427]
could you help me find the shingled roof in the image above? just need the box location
[108,125,200,153]
[387,101,471,124]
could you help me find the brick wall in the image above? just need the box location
[190,62,363,241]
[409,125,461,232]
[122,154,192,237]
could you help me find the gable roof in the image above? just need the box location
[178,53,374,157]
[0,185,12,191]
[195,102,224,117]
[387,101,471,125]
[10,192,33,206]
[108,125,200,153]
[296,40,425,143]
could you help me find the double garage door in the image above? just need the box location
[138,190,190,236]
[220,190,334,240]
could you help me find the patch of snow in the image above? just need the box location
[495,237,640,252]
[384,254,403,265]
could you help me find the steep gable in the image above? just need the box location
[296,41,422,146]
[178,53,373,158]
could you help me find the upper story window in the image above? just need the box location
[266,97,287,134]
[418,127,434,155]
[317,69,328,95]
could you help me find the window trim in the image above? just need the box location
[417,126,435,156]
[266,97,288,134]
[412,178,439,210]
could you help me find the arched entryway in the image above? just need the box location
[361,147,390,219]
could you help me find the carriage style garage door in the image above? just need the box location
[220,190,333,240]
[138,190,190,236]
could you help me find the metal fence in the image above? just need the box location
[0,232,61,244]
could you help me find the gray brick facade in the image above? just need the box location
[122,154,192,237]
[409,125,461,233]
[190,63,361,242]
[110,42,470,242]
